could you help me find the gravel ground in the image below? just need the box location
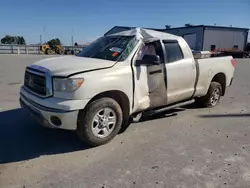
[0,55,250,188]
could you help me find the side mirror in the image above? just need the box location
[136,54,160,66]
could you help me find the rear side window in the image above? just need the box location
[164,42,184,63]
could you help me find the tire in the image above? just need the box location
[46,49,53,55]
[199,81,222,108]
[77,98,123,147]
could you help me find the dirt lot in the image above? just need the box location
[0,55,250,188]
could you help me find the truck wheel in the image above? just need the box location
[77,98,123,147]
[200,81,222,108]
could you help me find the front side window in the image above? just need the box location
[77,35,138,61]
[164,42,184,63]
[136,43,157,60]
[136,41,164,63]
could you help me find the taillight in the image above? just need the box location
[231,59,236,67]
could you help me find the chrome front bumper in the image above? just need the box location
[20,94,79,130]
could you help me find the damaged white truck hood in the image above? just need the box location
[29,56,115,77]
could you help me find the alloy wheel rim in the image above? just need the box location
[211,88,220,106]
[91,107,117,138]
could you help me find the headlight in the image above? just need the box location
[53,78,84,92]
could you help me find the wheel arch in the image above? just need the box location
[78,90,131,129]
[211,73,226,96]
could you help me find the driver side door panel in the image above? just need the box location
[132,42,167,111]
[147,64,167,108]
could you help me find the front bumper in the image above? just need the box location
[19,87,90,130]
[20,96,78,130]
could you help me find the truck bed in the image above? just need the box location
[194,56,235,97]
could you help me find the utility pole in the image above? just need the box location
[40,34,42,45]
[71,24,75,50]
[43,24,46,43]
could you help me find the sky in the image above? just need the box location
[0,0,249,45]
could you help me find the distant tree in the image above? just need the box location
[47,38,61,47]
[16,36,21,44]
[18,36,26,45]
[1,35,26,45]
[1,35,12,44]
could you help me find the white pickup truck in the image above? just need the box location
[20,28,235,146]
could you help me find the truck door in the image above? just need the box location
[132,41,167,111]
[163,40,197,104]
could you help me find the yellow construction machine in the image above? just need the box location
[40,44,64,55]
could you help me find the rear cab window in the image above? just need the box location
[163,41,184,63]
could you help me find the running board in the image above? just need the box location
[147,99,195,116]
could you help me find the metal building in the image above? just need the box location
[104,25,249,51]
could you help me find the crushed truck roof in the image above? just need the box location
[107,27,181,42]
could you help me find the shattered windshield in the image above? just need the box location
[77,35,138,61]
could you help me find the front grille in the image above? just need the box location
[24,69,47,96]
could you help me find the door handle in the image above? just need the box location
[149,69,162,75]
